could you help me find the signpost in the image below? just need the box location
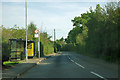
[34,30,40,58]
[34,30,39,38]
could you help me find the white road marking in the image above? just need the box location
[68,56,85,68]
[71,59,74,62]
[74,62,85,68]
[67,56,107,80]
[90,71,107,80]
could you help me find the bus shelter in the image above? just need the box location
[9,39,35,60]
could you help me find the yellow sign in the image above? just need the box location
[27,43,34,56]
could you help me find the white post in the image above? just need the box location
[25,0,28,60]
[54,29,56,53]
[38,30,40,58]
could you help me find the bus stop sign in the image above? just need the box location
[34,30,39,38]
[34,30,38,34]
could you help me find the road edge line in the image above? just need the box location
[90,71,107,80]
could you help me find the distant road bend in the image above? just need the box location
[21,51,118,79]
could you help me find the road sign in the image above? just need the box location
[34,30,38,34]
[34,30,39,38]
[34,34,38,38]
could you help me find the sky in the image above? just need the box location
[1,0,119,40]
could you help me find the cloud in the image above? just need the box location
[0,3,2,26]
[2,0,25,2]
[2,3,25,28]
[2,0,119,2]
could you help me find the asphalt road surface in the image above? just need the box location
[20,52,118,79]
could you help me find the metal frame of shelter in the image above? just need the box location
[9,39,35,60]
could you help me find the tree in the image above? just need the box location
[64,2,119,62]
[27,22,37,40]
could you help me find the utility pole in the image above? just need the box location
[25,0,28,60]
[118,1,120,8]
[54,29,56,53]
[38,30,40,58]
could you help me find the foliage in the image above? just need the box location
[40,32,54,56]
[65,2,120,63]
[55,37,65,51]
[2,22,54,64]
[2,25,27,63]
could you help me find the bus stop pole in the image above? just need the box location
[38,30,40,58]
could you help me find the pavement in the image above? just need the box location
[2,53,56,80]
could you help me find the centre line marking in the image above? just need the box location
[90,71,107,80]
[68,56,107,80]
[75,62,85,68]
[68,56,85,69]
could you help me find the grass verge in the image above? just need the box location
[3,60,24,66]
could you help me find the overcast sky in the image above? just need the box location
[1,0,118,40]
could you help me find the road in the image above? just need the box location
[20,52,118,79]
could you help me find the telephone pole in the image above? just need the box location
[25,0,28,60]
